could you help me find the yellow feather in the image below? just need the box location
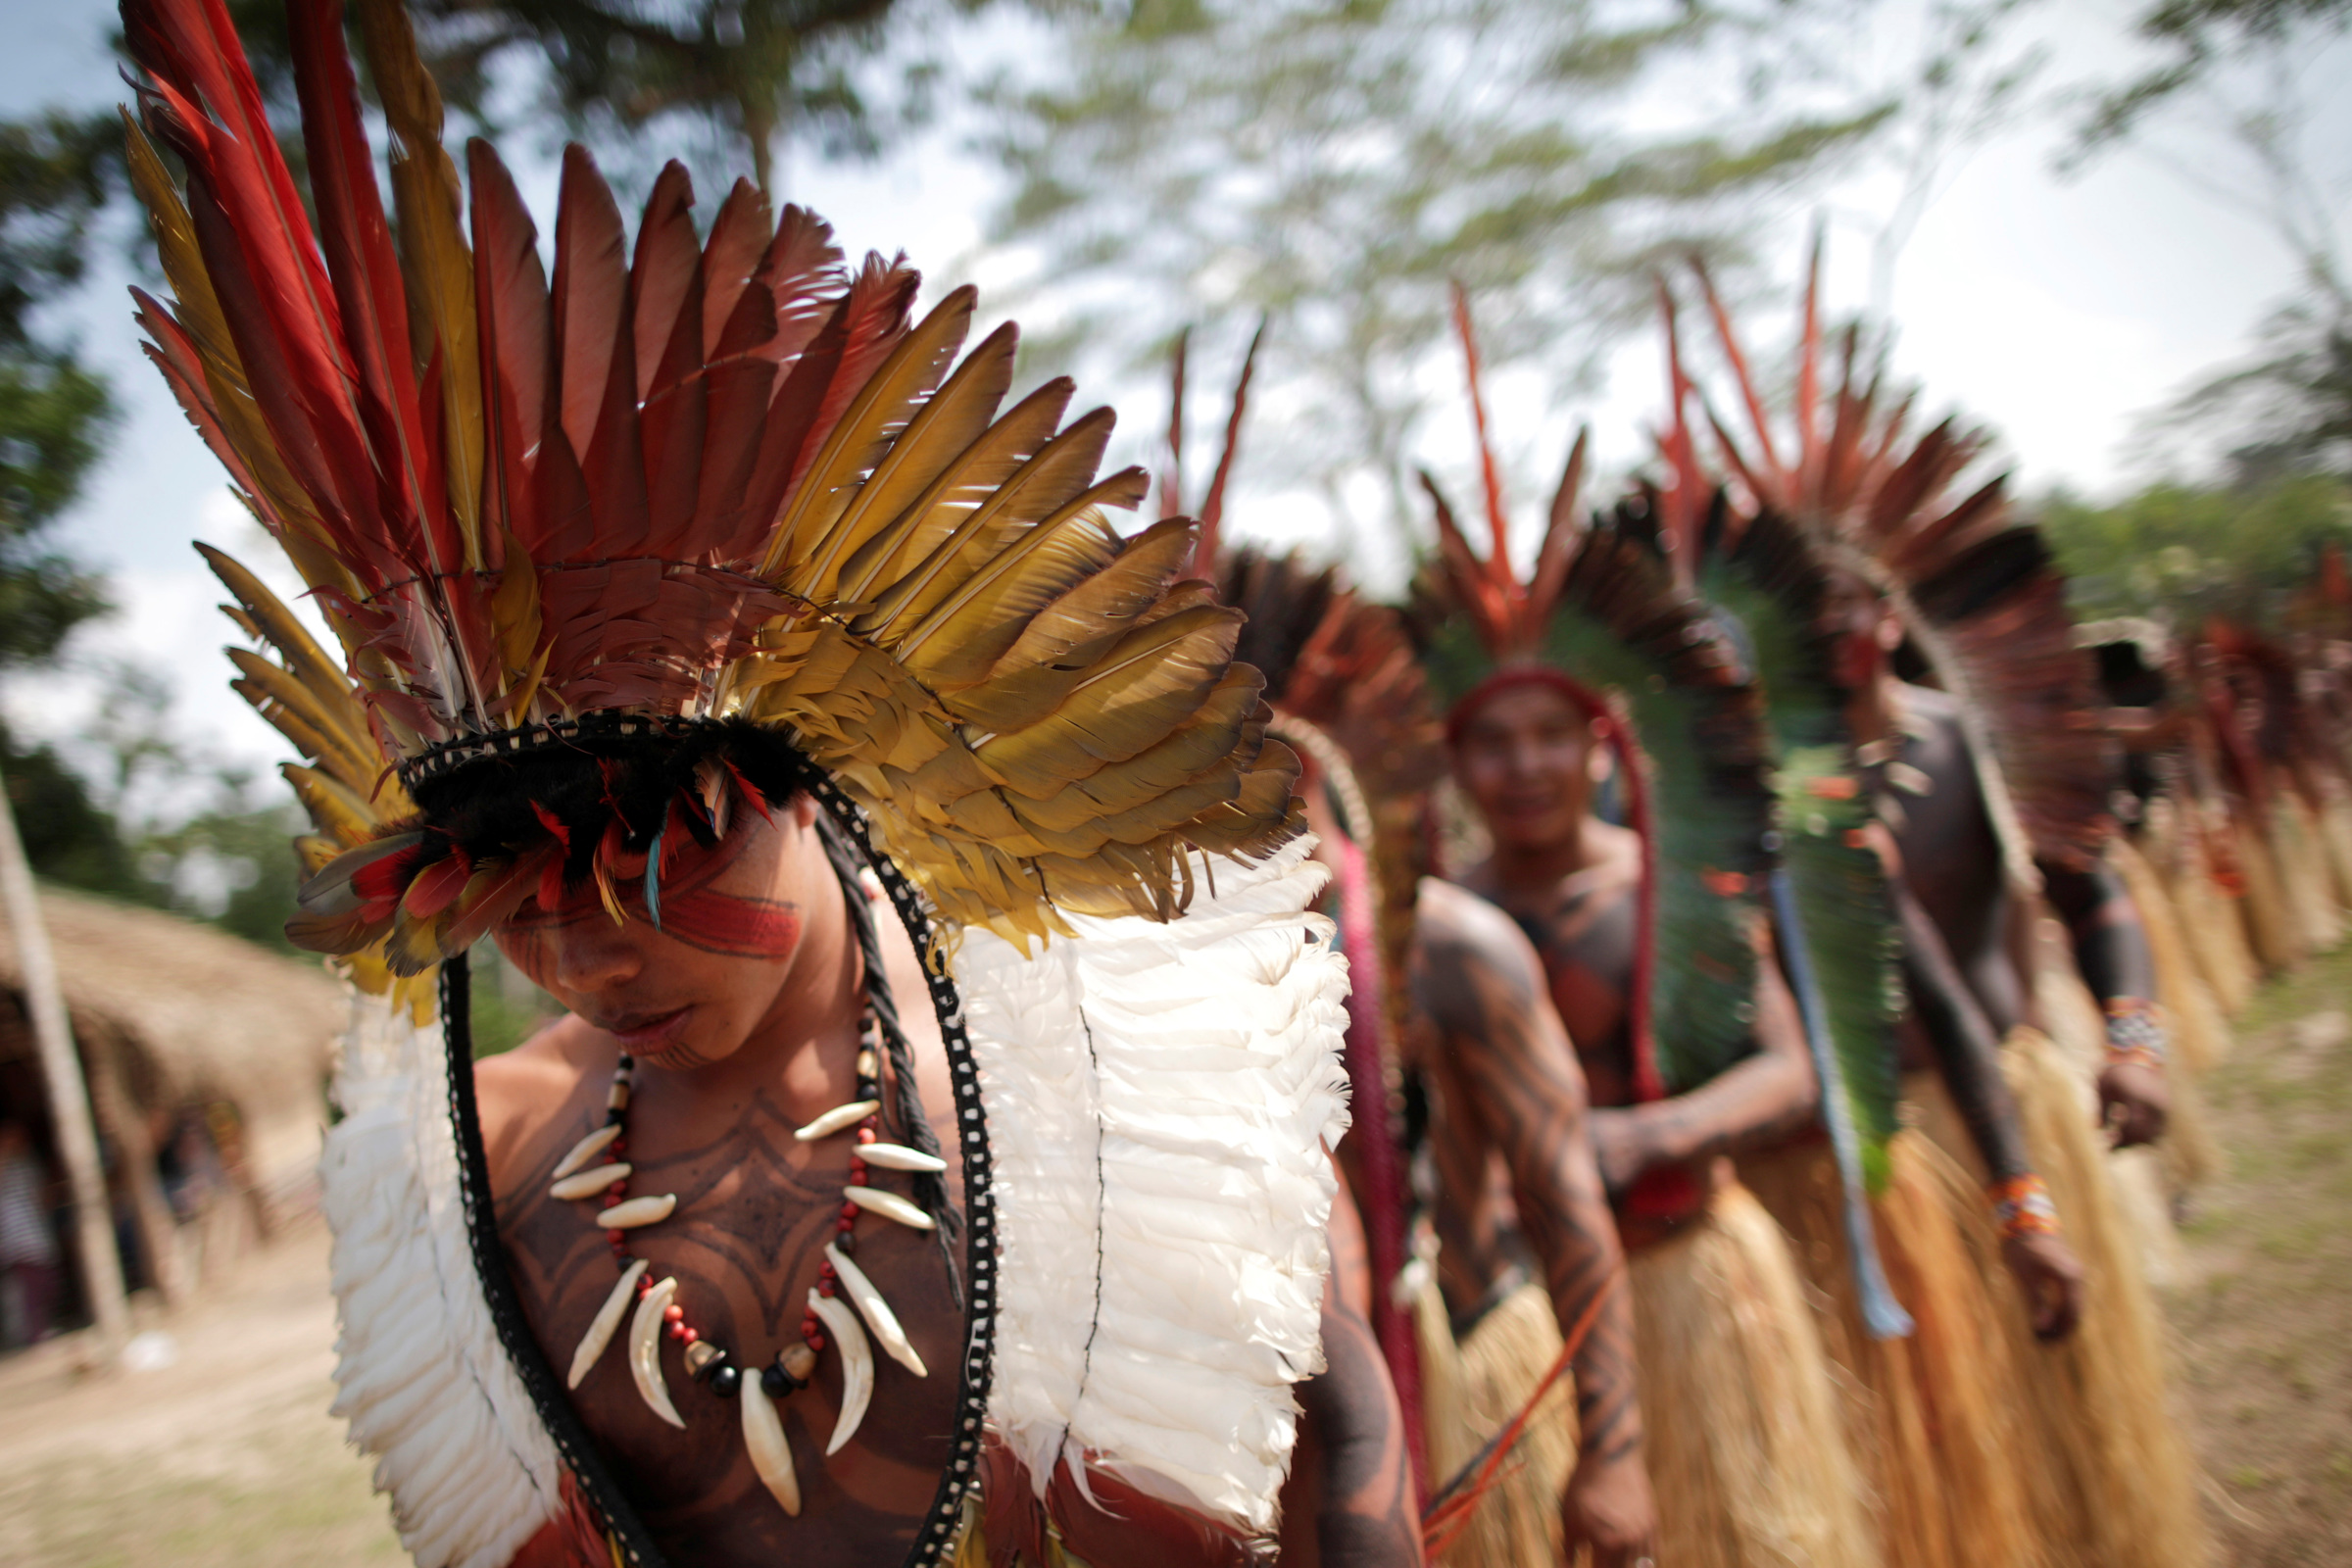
[1007,669,1263,832]
[765,288,977,584]
[984,517,1196,679]
[283,764,397,846]
[786,308,1011,603]
[834,379,1075,607]
[356,0,482,562]
[201,547,372,734]
[860,409,1117,641]
[897,473,1151,686]
[977,604,1241,786]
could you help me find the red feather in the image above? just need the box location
[1192,318,1264,578]
[629,164,701,406]
[700,178,772,359]
[548,146,627,483]
[286,0,445,577]
[753,205,847,367]
[468,140,551,563]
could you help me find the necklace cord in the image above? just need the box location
[814,810,966,1306]
[442,955,666,1567]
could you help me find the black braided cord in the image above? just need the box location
[438,781,999,1568]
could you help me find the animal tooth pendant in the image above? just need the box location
[844,1186,935,1231]
[630,1278,686,1428]
[795,1100,880,1142]
[808,1290,872,1455]
[550,1124,620,1180]
[550,1162,631,1201]
[858,1143,948,1174]
[741,1370,802,1516]
[569,1259,647,1389]
[826,1244,926,1377]
[597,1194,676,1230]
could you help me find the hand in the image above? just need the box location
[1561,1446,1656,1568]
[1587,1108,1649,1197]
[2096,1059,2170,1149]
[2000,1229,2084,1341]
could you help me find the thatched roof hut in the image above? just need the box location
[0,885,343,1243]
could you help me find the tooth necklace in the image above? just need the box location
[552,1005,948,1517]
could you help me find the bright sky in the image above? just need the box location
[0,0,2344,792]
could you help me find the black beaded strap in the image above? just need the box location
[438,782,998,1568]
[442,956,665,1566]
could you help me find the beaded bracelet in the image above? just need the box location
[1988,1174,2061,1241]
[2102,997,2169,1072]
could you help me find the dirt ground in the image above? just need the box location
[2169,943,2352,1565]
[0,1221,404,1567]
[2,954,2349,1567]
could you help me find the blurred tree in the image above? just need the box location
[0,111,121,667]
[2040,471,2352,629]
[0,717,143,899]
[2071,0,2350,483]
[981,0,1902,552]
[215,0,995,198]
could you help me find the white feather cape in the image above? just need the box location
[317,839,1350,1559]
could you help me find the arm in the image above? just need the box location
[1589,945,1819,1192]
[1279,1152,1420,1568]
[1894,880,2084,1341]
[1413,883,1654,1567]
[1289,1179,1425,1568]
[2039,859,2170,1148]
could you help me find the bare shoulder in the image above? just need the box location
[473,1014,600,1192]
[1413,878,1545,1018]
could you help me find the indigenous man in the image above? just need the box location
[125,1,1384,1563]
[1178,336,1653,1567]
[1669,262,2209,1566]
[1414,299,1878,1568]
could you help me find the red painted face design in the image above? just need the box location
[501,820,804,961]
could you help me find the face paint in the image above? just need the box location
[502,810,805,962]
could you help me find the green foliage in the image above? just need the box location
[2075,0,2351,154]
[0,356,115,665]
[213,0,991,197]
[983,0,1892,541]
[0,110,122,668]
[2039,473,2352,630]
[0,717,145,899]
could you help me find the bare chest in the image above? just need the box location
[495,1088,967,1564]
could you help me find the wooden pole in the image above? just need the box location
[0,762,129,1349]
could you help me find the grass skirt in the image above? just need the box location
[1740,1137,2043,1568]
[2231,811,2303,973]
[1630,1181,1882,1568]
[1912,1038,2215,1568]
[2143,797,2258,1015]
[1412,1274,1576,1566]
[2271,796,2342,956]
[2107,835,2232,1080]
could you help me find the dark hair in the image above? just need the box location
[410,718,823,892]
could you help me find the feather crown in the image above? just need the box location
[1667,238,2116,872]
[127,0,1300,972]
[1408,285,1776,1105]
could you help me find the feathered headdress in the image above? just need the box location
[127,0,1299,980]
[1163,323,1438,1491]
[125,3,1345,1564]
[1675,239,2117,880]
[1651,316,1913,1335]
[1411,285,1776,1105]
